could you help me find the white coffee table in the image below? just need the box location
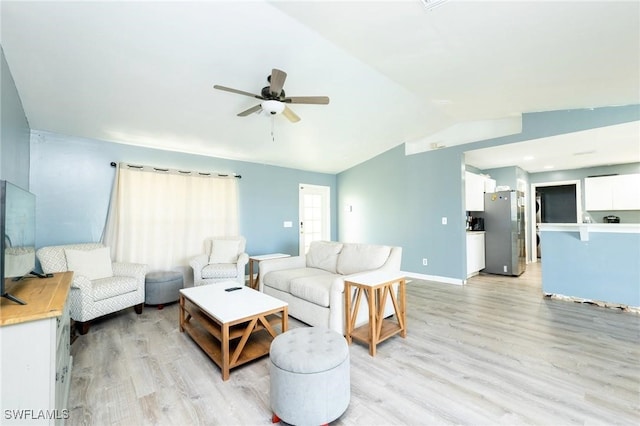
[179,282,288,380]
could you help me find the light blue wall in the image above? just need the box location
[483,166,528,191]
[338,105,640,281]
[29,131,337,257]
[338,143,467,279]
[0,46,30,189]
[541,230,640,306]
[531,163,640,224]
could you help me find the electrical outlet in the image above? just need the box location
[422,258,428,266]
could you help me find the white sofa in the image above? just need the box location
[258,241,402,335]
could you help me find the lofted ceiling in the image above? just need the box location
[1,0,639,174]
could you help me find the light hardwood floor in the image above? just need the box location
[67,263,640,425]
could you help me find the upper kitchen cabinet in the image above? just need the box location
[465,171,495,211]
[585,174,640,210]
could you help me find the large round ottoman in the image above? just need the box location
[145,271,183,309]
[269,327,350,425]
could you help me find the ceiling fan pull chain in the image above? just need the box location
[271,116,276,142]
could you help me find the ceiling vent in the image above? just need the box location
[420,0,449,11]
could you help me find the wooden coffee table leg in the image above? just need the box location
[282,306,288,332]
[222,323,230,381]
[179,294,185,332]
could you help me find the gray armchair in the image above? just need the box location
[36,243,146,335]
[189,236,248,286]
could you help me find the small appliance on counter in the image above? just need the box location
[470,217,484,231]
[603,215,620,223]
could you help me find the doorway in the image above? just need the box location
[530,180,582,261]
[298,184,330,256]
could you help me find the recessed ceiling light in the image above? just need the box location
[543,165,554,169]
[523,156,534,161]
[573,150,596,156]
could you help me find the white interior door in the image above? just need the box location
[299,184,330,255]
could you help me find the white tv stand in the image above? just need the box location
[1,272,73,425]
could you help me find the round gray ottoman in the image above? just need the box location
[145,271,183,309]
[269,327,350,425]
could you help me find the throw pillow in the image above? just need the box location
[337,244,391,275]
[64,247,114,280]
[306,241,343,273]
[209,239,240,264]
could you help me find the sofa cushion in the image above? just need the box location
[337,244,391,275]
[306,241,343,273]
[209,239,240,264]
[65,247,114,281]
[201,263,237,279]
[289,274,340,308]
[264,268,331,293]
[92,276,138,302]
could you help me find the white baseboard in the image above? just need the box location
[402,271,464,286]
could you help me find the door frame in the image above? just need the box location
[529,179,582,263]
[298,183,331,256]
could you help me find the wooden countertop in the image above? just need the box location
[0,271,73,326]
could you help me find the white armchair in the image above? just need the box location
[190,236,248,286]
[36,243,146,335]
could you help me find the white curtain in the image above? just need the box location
[103,164,239,272]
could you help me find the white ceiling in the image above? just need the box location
[1,0,639,174]
[464,120,640,173]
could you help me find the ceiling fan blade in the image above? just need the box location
[282,106,301,123]
[269,69,287,96]
[237,104,262,117]
[214,85,264,100]
[284,96,330,105]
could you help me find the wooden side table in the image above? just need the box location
[344,271,406,356]
[248,253,290,290]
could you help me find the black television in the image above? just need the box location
[1,180,37,305]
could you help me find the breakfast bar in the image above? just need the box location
[538,223,640,308]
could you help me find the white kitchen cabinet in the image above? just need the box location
[0,272,73,425]
[484,177,496,194]
[612,174,640,210]
[465,171,486,211]
[466,232,486,278]
[585,174,640,211]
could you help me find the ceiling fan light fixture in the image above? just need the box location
[261,100,285,115]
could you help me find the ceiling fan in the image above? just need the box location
[213,68,329,123]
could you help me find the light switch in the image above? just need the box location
[441,217,447,225]
[283,221,293,228]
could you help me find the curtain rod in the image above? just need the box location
[110,162,241,179]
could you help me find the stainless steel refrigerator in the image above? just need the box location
[482,190,526,276]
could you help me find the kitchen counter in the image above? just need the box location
[539,223,640,241]
[539,223,640,307]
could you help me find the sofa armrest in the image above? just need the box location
[71,274,93,292]
[237,253,249,267]
[258,255,305,291]
[113,262,147,291]
[189,254,210,281]
[113,262,146,279]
